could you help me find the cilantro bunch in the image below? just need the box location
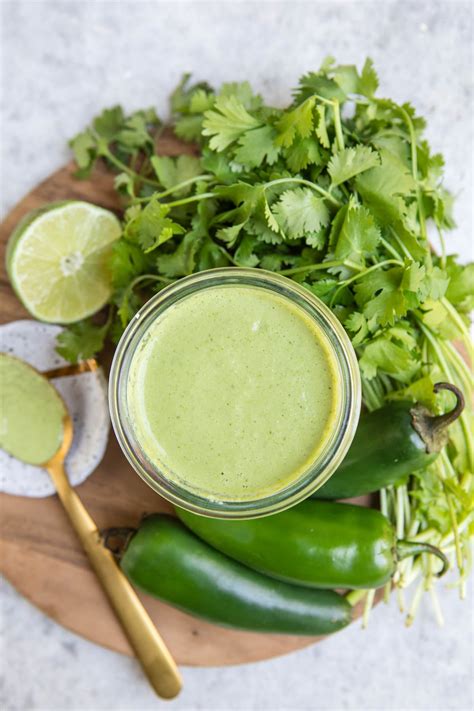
[64,58,473,625]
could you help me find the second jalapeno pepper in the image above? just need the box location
[177,500,448,590]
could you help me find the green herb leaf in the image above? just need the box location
[56,320,109,363]
[333,200,380,265]
[355,263,425,327]
[445,258,474,312]
[151,155,202,195]
[276,98,315,147]
[315,105,330,148]
[124,198,184,253]
[273,187,330,239]
[345,312,369,346]
[285,137,323,172]
[234,126,280,168]
[156,231,202,277]
[328,146,380,186]
[93,106,125,139]
[202,95,261,151]
[359,337,420,382]
[355,149,416,224]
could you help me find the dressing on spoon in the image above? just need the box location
[0,353,66,464]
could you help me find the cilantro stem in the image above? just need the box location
[264,178,342,207]
[429,585,445,626]
[332,101,345,151]
[345,589,368,607]
[396,485,406,540]
[164,192,215,207]
[121,274,174,304]
[99,146,162,188]
[276,258,361,276]
[442,341,473,390]
[398,107,431,268]
[405,579,425,627]
[362,589,376,628]
[380,235,403,261]
[389,227,414,261]
[311,93,336,107]
[436,225,447,269]
[217,246,241,267]
[440,298,474,356]
[440,453,464,572]
[131,273,174,286]
[362,378,381,411]
[155,174,213,199]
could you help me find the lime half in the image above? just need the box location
[6,201,121,324]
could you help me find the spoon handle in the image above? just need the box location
[47,460,182,699]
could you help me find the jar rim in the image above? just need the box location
[109,268,361,518]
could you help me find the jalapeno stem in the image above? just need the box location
[410,382,465,453]
[102,526,136,559]
[396,540,449,577]
[431,382,466,431]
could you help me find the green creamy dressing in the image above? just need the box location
[127,286,340,501]
[0,354,66,465]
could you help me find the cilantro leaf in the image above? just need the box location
[345,312,369,346]
[273,187,330,240]
[294,71,346,103]
[333,200,380,265]
[359,338,420,382]
[151,155,202,195]
[69,130,97,175]
[170,73,214,114]
[445,257,474,312]
[355,262,425,327]
[115,109,160,153]
[195,237,229,271]
[202,95,261,151]
[285,137,323,171]
[156,231,202,277]
[93,106,125,139]
[174,115,205,142]
[355,149,416,224]
[219,81,262,110]
[420,299,465,340]
[328,146,380,186]
[276,98,315,147]
[359,58,379,98]
[387,372,442,410]
[56,320,109,363]
[189,89,216,113]
[234,235,260,267]
[124,198,184,253]
[109,239,153,289]
[234,126,280,168]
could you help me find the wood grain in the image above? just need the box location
[0,134,371,666]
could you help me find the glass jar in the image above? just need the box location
[109,268,361,518]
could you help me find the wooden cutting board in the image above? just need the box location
[0,132,374,666]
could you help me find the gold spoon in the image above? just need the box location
[5,356,182,699]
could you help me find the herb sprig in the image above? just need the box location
[62,58,473,626]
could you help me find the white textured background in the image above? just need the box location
[0,1,473,710]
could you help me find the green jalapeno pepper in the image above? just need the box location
[103,514,352,635]
[177,500,448,590]
[313,382,464,500]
